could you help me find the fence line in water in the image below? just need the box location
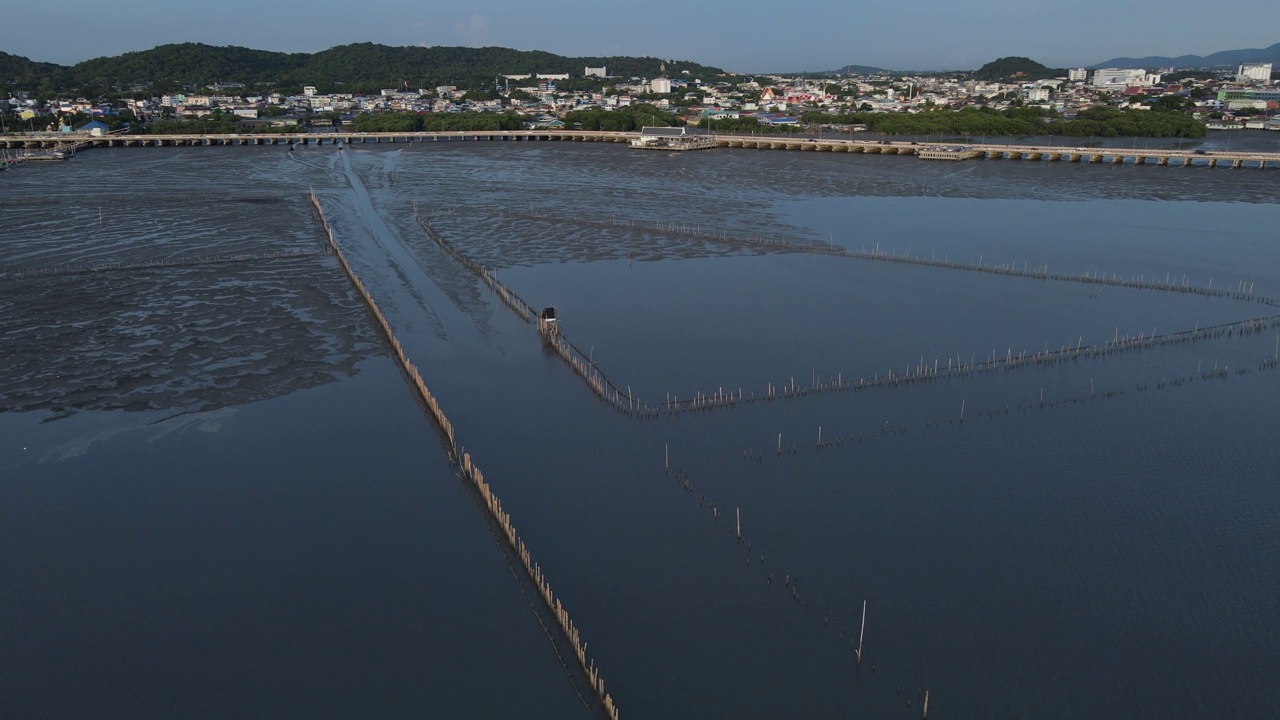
[412,203,536,323]
[309,188,619,720]
[413,209,651,417]
[453,207,1277,309]
[409,208,1280,420]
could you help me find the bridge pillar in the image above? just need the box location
[1183,157,1191,167]
[1208,158,1217,168]
[1232,159,1242,169]
[1110,154,1123,164]
[1261,160,1266,169]
[1157,157,1168,166]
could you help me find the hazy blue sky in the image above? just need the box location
[5,0,1277,71]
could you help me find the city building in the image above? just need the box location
[1091,68,1146,88]
[1236,63,1273,82]
[585,67,607,78]
[1068,68,1087,82]
[651,78,672,94]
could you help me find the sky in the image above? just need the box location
[4,0,1277,72]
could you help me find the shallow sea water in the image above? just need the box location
[3,139,1278,718]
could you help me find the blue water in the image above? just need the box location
[3,141,1279,718]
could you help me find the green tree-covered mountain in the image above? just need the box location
[1,42,726,96]
[833,64,889,75]
[971,57,1066,81]
[1,51,63,88]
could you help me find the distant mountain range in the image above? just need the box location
[826,42,1280,77]
[1090,43,1280,69]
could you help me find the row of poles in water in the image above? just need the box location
[311,189,619,720]
[665,443,939,717]
[414,206,1280,425]
[412,202,538,323]
[418,208,1280,422]
[406,202,1276,718]
[454,207,1280,308]
[418,201,949,715]
[761,329,1280,460]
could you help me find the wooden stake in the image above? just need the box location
[856,599,866,667]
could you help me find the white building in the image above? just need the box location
[303,86,317,97]
[1027,87,1050,102]
[651,78,673,94]
[585,67,607,78]
[1237,63,1273,82]
[1091,68,1146,87]
[1068,68,1087,82]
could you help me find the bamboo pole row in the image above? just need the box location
[310,189,618,720]
[311,188,455,452]
[752,344,1280,460]
[2,248,321,280]
[471,207,1278,308]
[421,206,1280,420]
[574,311,1280,420]
[461,452,619,720]
[664,454,876,675]
[412,204,536,323]
[538,320,658,417]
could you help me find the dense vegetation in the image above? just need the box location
[801,106,1205,138]
[696,116,802,133]
[832,64,888,75]
[971,57,1066,82]
[562,104,679,131]
[1,43,726,97]
[0,51,62,89]
[351,110,526,132]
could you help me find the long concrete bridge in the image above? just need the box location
[2,130,1276,169]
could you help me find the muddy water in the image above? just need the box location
[3,140,1278,718]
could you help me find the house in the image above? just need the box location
[75,119,111,136]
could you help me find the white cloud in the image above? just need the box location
[454,15,494,46]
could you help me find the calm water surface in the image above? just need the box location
[3,140,1278,718]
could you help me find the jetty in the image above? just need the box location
[629,126,718,151]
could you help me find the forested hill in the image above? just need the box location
[0,51,63,87]
[971,57,1066,81]
[3,42,727,95]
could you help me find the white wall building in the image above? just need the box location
[1091,68,1146,87]
[1027,87,1050,102]
[650,78,672,94]
[585,67,607,78]
[1237,63,1273,82]
[1068,68,1087,82]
